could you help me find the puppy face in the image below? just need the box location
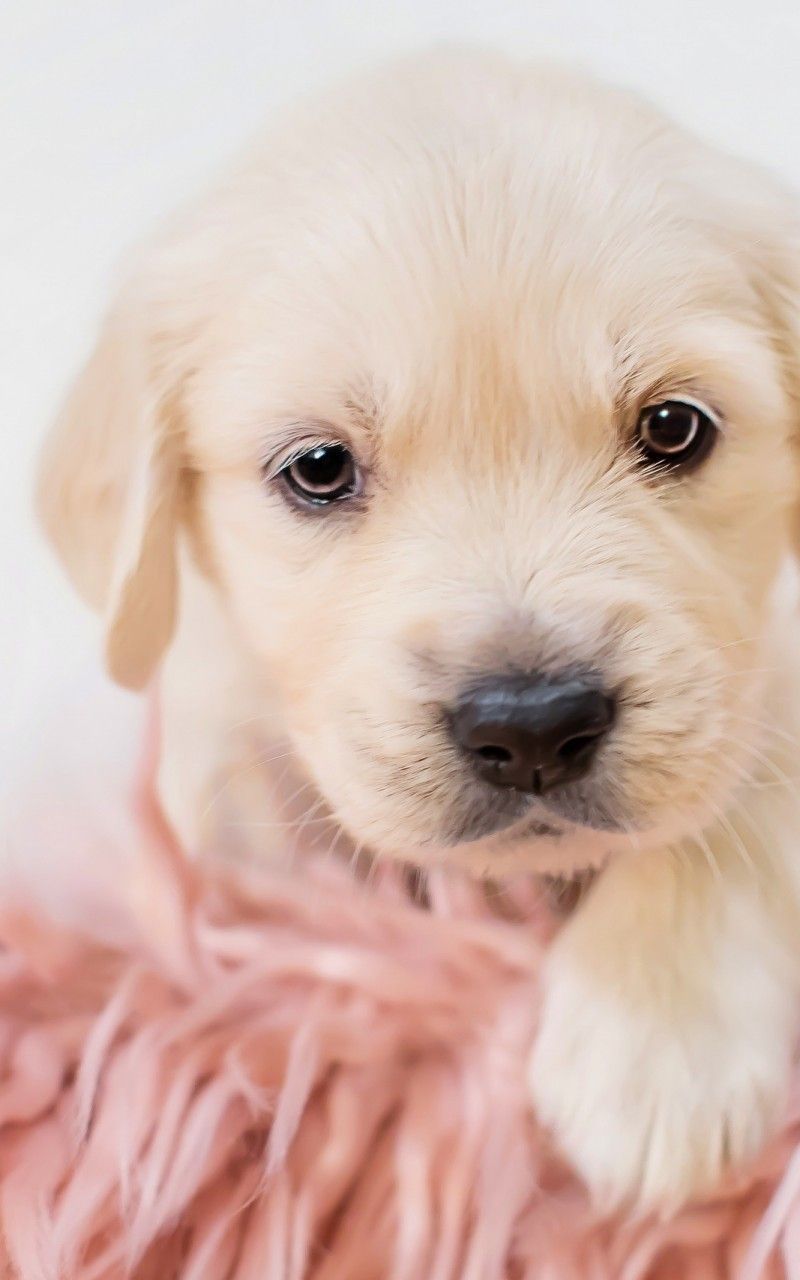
[39,53,800,875]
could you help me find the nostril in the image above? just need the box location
[475,744,514,764]
[556,731,603,763]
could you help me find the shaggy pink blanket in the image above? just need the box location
[2,722,800,1278]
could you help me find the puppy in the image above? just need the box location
[37,48,800,1208]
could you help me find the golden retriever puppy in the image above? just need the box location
[37,48,800,1208]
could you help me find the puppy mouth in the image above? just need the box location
[344,722,627,849]
[445,785,627,854]
[443,794,570,847]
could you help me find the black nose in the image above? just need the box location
[452,674,615,794]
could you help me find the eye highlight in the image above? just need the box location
[635,399,720,471]
[275,442,362,508]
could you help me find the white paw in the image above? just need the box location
[529,951,791,1210]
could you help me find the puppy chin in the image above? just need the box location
[376,807,622,880]
[454,818,622,879]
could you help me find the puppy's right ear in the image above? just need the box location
[36,293,181,690]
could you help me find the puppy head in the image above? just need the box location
[38,52,800,874]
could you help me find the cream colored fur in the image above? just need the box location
[37,48,800,1206]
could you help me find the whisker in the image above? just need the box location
[197,744,300,826]
[689,830,722,882]
[347,839,366,879]
[727,712,800,752]
[714,808,756,875]
[742,741,798,791]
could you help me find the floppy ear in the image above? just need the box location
[36,296,181,690]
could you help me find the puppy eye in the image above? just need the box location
[279,443,361,506]
[636,399,719,470]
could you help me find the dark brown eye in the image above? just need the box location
[636,399,719,470]
[281,444,360,505]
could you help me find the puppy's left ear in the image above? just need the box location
[36,286,182,690]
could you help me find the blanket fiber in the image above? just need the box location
[1,749,799,1279]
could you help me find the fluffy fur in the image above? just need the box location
[36,48,800,1206]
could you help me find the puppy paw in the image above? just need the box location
[529,948,790,1210]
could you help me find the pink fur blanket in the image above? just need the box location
[2,723,800,1278]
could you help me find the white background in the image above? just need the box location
[4,0,800,771]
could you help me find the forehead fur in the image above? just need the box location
[156,50,791,480]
